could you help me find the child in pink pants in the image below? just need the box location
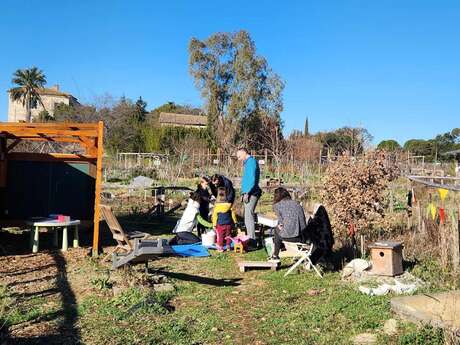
[212,187,237,251]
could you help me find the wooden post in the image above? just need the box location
[452,208,460,273]
[92,121,104,257]
[360,234,365,258]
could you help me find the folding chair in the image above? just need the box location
[282,241,323,278]
[100,204,150,262]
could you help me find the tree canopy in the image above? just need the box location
[189,30,284,153]
[377,140,402,152]
[10,67,47,122]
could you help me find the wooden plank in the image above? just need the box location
[6,139,21,152]
[0,128,98,138]
[79,137,98,156]
[0,137,7,187]
[0,122,98,129]
[452,208,460,273]
[92,121,104,257]
[3,135,82,144]
[8,152,97,162]
[238,261,280,272]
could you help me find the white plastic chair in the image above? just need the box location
[282,242,323,278]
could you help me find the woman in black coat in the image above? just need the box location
[195,176,212,237]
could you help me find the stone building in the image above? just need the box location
[158,112,207,129]
[7,85,79,122]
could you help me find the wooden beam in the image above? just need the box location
[8,152,97,162]
[92,121,104,256]
[0,128,98,138]
[6,139,21,152]
[3,136,82,144]
[0,137,7,187]
[79,137,98,156]
[0,122,99,129]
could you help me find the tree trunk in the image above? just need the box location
[26,94,32,123]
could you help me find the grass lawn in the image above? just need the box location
[0,246,447,345]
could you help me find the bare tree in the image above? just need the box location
[258,115,290,178]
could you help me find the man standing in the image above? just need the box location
[237,147,261,243]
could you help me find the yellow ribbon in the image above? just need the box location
[428,203,437,220]
[438,188,448,201]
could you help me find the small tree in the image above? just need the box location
[321,151,398,241]
[258,115,289,178]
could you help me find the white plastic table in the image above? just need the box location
[27,219,80,253]
[257,215,278,228]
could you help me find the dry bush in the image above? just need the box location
[321,151,399,238]
[288,136,322,162]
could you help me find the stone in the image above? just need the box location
[342,259,371,279]
[353,333,377,345]
[383,319,398,336]
[391,290,460,329]
[112,286,123,297]
[153,283,175,293]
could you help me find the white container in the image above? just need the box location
[202,230,216,247]
[264,237,274,256]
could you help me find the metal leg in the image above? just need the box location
[53,228,59,247]
[62,227,68,251]
[284,254,308,277]
[32,226,39,253]
[73,225,79,248]
[29,229,34,249]
[308,258,323,278]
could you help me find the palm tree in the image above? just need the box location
[10,67,47,122]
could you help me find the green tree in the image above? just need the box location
[304,117,309,136]
[403,139,433,157]
[10,67,47,122]
[317,127,373,156]
[189,30,284,153]
[377,139,401,152]
[134,97,148,122]
[35,110,53,122]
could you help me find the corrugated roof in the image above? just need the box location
[159,112,207,126]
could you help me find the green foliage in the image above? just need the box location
[90,270,113,290]
[398,325,444,345]
[10,66,47,122]
[35,109,53,122]
[378,139,402,152]
[404,128,460,161]
[189,30,284,152]
[316,127,373,155]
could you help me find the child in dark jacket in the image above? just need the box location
[212,187,237,252]
[195,176,212,237]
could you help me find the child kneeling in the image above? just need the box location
[212,187,237,252]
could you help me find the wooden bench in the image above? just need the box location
[238,260,280,273]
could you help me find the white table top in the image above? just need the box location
[27,219,81,227]
[257,215,278,228]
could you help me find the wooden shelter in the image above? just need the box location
[0,122,104,256]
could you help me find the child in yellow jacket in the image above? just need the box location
[212,187,237,251]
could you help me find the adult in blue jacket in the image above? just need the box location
[237,147,262,240]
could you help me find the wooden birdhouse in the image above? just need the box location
[368,241,404,276]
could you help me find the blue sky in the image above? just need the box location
[1,0,459,145]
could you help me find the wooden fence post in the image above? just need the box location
[452,208,460,273]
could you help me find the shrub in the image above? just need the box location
[321,151,398,238]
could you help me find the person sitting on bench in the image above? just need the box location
[169,192,212,245]
[268,187,307,261]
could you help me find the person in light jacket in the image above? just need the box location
[169,192,212,245]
